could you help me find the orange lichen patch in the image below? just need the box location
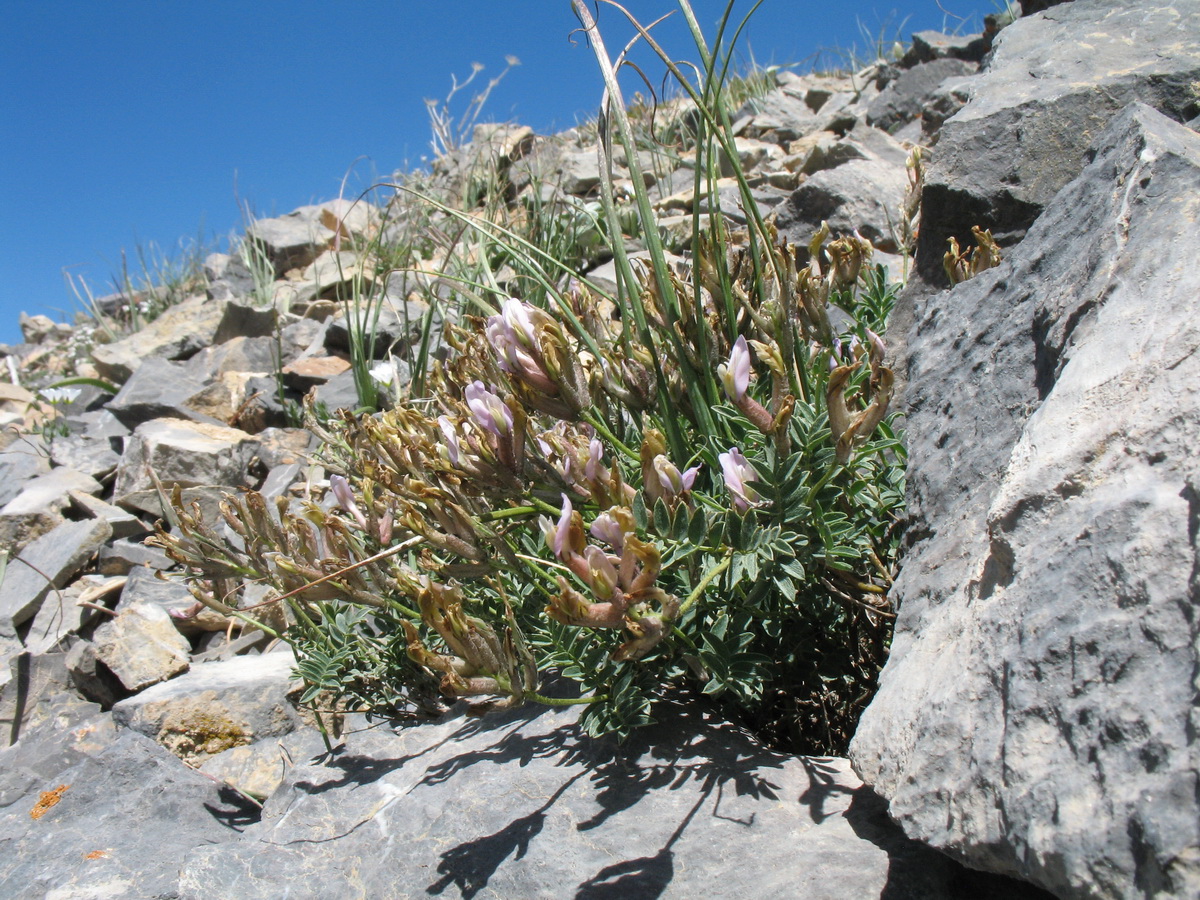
[84,850,110,861]
[30,784,69,820]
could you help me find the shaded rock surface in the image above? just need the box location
[912,0,1200,282]
[851,103,1200,899]
[179,698,1038,900]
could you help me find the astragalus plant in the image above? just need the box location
[153,0,905,754]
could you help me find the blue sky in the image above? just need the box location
[0,1,989,347]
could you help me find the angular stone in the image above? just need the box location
[913,0,1200,282]
[97,537,174,576]
[93,602,190,692]
[1,467,101,518]
[112,650,302,763]
[772,156,908,252]
[65,639,126,708]
[205,251,258,303]
[199,728,328,801]
[281,355,350,389]
[112,418,256,504]
[246,206,337,276]
[0,731,258,898]
[866,58,978,133]
[852,105,1200,899]
[178,698,1037,900]
[47,432,121,480]
[105,356,226,428]
[22,575,118,656]
[90,294,226,382]
[212,296,278,342]
[308,369,361,413]
[324,297,431,358]
[68,490,147,540]
[300,249,362,296]
[901,30,989,66]
[252,427,314,469]
[0,519,112,630]
[185,334,280,379]
[115,565,197,622]
[738,88,820,141]
[0,439,51,507]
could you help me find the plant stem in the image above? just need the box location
[525,691,603,707]
[679,551,733,615]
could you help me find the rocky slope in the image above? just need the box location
[1,1,1197,897]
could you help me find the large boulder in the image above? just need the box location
[912,0,1200,283]
[851,103,1200,899]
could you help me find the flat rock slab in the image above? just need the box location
[0,731,258,900]
[112,416,256,503]
[0,518,112,630]
[179,698,1038,900]
[104,356,225,429]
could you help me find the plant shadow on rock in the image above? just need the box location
[202,784,265,832]
[424,698,783,899]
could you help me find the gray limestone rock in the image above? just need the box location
[0,731,258,900]
[111,417,257,506]
[185,334,280,379]
[0,439,51,507]
[913,0,1200,282]
[246,207,335,276]
[325,296,432,358]
[198,727,328,800]
[111,650,302,762]
[851,104,1200,899]
[212,296,278,341]
[901,30,989,66]
[866,57,978,134]
[90,294,226,382]
[773,156,908,252]
[47,431,121,480]
[67,489,146,540]
[65,639,126,708]
[0,466,103,550]
[177,697,1038,900]
[93,602,190,692]
[97,537,173,576]
[738,88,821,142]
[0,519,112,631]
[104,355,226,428]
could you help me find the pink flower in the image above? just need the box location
[437,416,461,466]
[590,509,626,555]
[652,454,699,501]
[329,474,368,529]
[718,335,752,402]
[583,545,618,599]
[551,493,573,559]
[464,381,513,437]
[718,448,758,512]
[585,439,603,482]
[485,299,557,393]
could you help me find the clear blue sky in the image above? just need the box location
[0,1,989,346]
